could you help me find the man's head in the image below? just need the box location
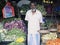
[30,2,36,9]
[30,2,37,12]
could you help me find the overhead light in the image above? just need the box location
[43,0,53,4]
[43,0,45,3]
[45,1,49,3]
[51,1,53,4]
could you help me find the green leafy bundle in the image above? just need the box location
[37,4,47,16]
[7,28,26,39]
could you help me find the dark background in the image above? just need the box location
[0,0,60,20]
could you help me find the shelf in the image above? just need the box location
[39,30,49,33]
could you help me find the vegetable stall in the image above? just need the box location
[0,18,27,45]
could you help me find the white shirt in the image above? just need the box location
[25,9,43,34]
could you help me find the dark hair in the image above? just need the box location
[30,2,37,6]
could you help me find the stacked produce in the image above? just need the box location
[46,38,60,45]
[20,4,29,15]
[0,18,26,45]
[0,23,3,29]
[0,29,7,42]
[4,19,27,33]
[37,4,47,16]
[0,28,26,45]
[42,33,57,43]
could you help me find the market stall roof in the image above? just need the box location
[17,0,30,7]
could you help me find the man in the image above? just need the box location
[25,2,43,45]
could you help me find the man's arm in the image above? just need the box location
[39,12,44,24]
[25,11,29,21]
[38,11,44,33]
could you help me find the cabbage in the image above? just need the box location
[42,33,57,41]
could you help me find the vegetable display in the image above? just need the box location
[8,42,25,45]
[0,28,26,45]
[0,17,26,45]
[37,4,47,16]
[46,38,60,45]
[42,33,57,43]
[20,4,29,15]
[4,19,27,33]
[7,28,26,40]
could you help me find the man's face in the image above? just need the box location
[30,3,36,9]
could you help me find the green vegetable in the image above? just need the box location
[0,33,2,42]
[42,33,57,40]
[7,28,26,39]
[37,4,47,15]
[20,4,29,15]
[8,42,25,45]
[2,18,21,23]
